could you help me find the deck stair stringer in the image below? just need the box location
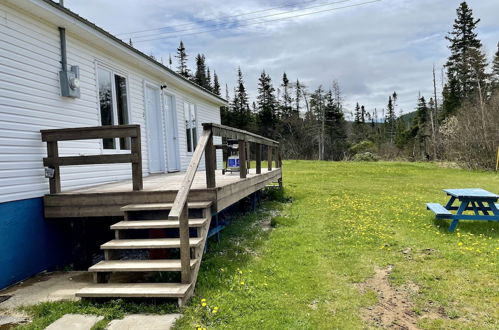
[76,201,212,306]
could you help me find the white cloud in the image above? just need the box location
[65,0,499,115]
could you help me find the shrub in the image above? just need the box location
[352,152,379,162]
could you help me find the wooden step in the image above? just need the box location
[76,283,191,298]
[101,237,203,250]
[121,201,212,212]
[89,259,197,272]
[111,218,208,230]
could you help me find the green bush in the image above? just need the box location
[352,152,379,162]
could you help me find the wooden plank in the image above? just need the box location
[203,123,279,147]
[216,169,282,211]
[41,125,140,142]
[76,283,191,298]
[88,259,198,272]
[44,154,136,166]
[204,132,216,188]
[168,129,212,219]
[111,218,208,230]
[46,141,61,194]
[179,204,191,283]
[122,201,212,211]
[101,237,203,249]
[239,140,247,179]
[131,134,143,191]
[256,143,262,174]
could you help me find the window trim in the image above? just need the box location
[183,100,198,154]
[95,63,132,153]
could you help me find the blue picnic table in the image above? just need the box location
[427,188,499,232]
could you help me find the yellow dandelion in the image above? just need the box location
[201,302,207,307]
[240,281,245,285]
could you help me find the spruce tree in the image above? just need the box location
[494,43,499,77]
[443,1,488,117]
[354,103,361,124]
[175,41,190,78]
[256,71,278,138]
[492,42,499,90]
[280,73,293,118]
[325,89,347,160]
[294,79,302,114]
[194,54,208,88]
[212,72,221,96]
[231,67,252,131]
[385,96,396,143]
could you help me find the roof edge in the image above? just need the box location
[39,0,228,106]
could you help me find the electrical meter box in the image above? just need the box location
[60,65,80,98]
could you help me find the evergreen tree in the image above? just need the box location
[354,103,361,124]
[324,89,347,160]
[206,67,212,91]
[492,42,499,90]
[295,79,302,114]
[256,71,278,138]
[443,1,488,117]
[385,96,397,143]
[194,54,209,88]
[212,72,221,96]
[168,54,172,69]
[175,41,190,78]
[230,67,252,131]
[280,73,294,118]
[494,43,499,77]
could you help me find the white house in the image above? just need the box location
[0,0,227,289]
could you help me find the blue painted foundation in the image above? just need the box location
[0,198,71,289]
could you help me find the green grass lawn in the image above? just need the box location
[15,161,499,329]
[175,161,498,329]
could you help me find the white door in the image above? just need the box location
[145,85,165,173]
[163,94,180,172]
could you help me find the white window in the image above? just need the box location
[184,101,197,152]
[97,67,130,150]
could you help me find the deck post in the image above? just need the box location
[267,146,272,171]
[131,129,143,191]
[256,144,262,174]
[246,142,251,170]
[204,130,216,188]
[179,203,191,283]
[239,140,247,179]
[274,147,279,169]
[47,141,61,194]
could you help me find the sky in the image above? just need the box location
[63,0,499,118]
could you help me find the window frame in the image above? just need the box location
[183,100,198,154]
[95,63,132,153]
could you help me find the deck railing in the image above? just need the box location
[40,125,143,194]
[168,123,281,283]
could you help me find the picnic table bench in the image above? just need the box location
[426,188,499,232]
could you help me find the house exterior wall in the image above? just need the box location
[0,1,223,204]
[0,1,224,289]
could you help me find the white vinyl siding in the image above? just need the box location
[0,2,223,204]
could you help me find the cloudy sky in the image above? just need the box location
[64,0,499,118]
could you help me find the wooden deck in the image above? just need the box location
[44,168,282,218]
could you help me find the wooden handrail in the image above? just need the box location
[40,125,143,194]
[202,123,279,147]
[168,128,212,283]
[167,123,281,283]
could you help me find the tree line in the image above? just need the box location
[168,1,499,169]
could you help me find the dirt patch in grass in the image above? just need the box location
[359,266,420,329]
